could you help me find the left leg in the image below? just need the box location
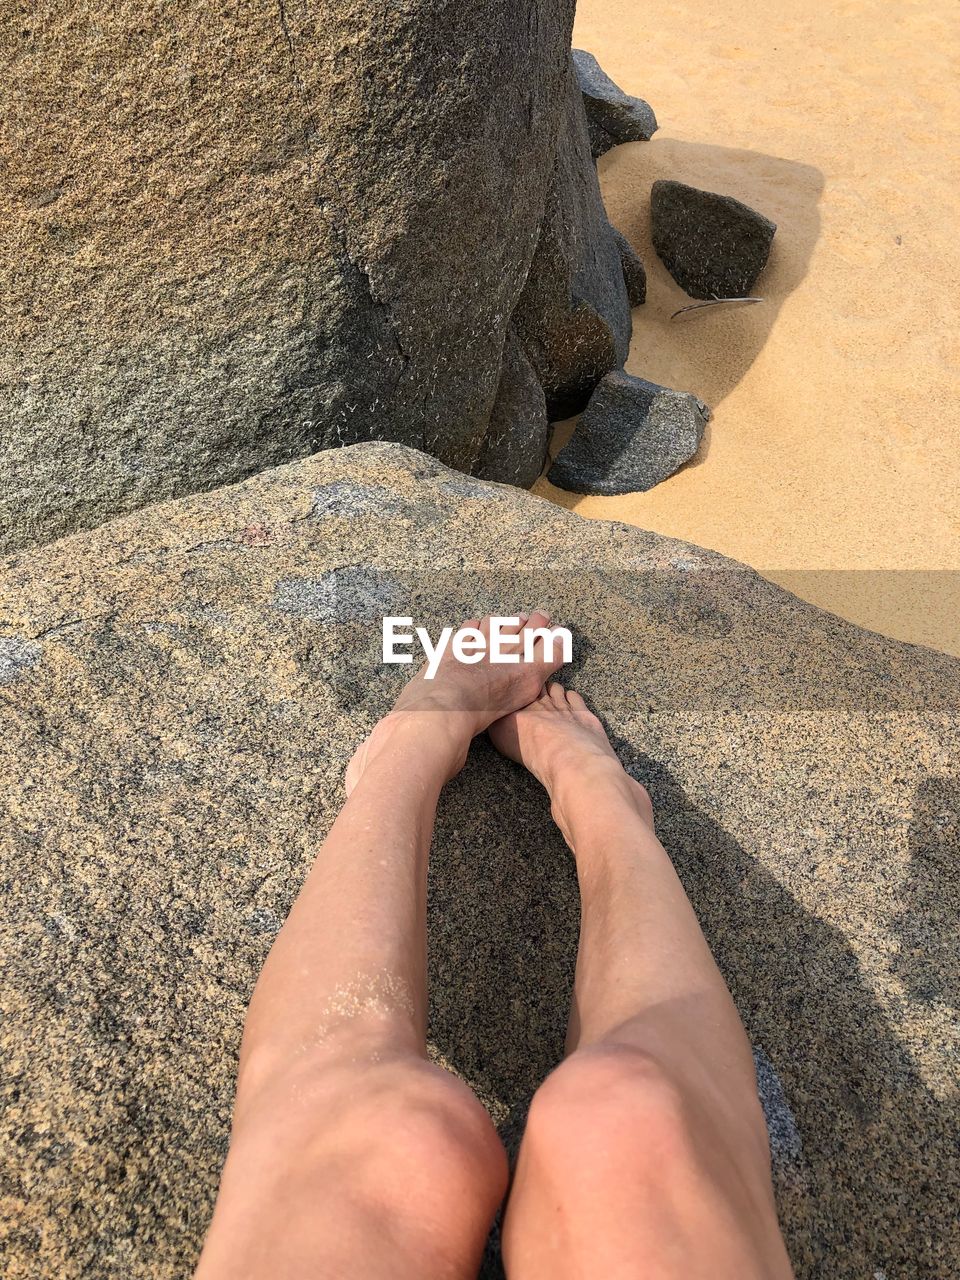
[195,613,561,1280]
[490,685,793,1280]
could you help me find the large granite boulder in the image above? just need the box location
[2,2,633,551]
[2,442,957,1279]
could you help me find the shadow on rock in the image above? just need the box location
[428,737,959,1279]
[894,776,960,1010]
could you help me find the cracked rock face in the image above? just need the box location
[475,327,550,488]
[1,441,958,1279]
[549,370,709,495]
[512,68,633,421]
[651,179,777,300]
[3,3,642,552]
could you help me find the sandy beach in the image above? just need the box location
[537,0,960,657]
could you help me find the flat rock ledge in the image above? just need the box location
[651,179,777,300]
[549,370,709,495]
[1,441,958,1280]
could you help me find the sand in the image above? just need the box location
[536,0,960,657]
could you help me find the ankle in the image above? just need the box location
[392,687,484,742]
[548,758,651,844]
[368,707,474,783]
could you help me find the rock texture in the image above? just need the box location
[512,69,633,421]
[1,442,958,1280]
[613,227,648,307]
[573,48,658,158]
[651,179,777,299]
[549,370,709,494]
[2,2,634,553]
[475,329,550,488]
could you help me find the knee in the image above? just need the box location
[335,1058,509,1267]
[239,1050,508,1225]
[632,779,655,828]
[207,1054,507,1277]
[525,1044,698,1181]
[366,1057,510,1217]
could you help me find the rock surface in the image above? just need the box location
[573,48,658,158]
[512,69,633,420]
[2,442,958,1280]
[475,328,551,488]
[549,370,709,494]
[651,179,777,299]
[612,226,647,307]
[3,2,633,552]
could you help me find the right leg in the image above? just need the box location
[490,685,793,1280]
[197,613,563,1280]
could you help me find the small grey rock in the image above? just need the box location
[548,369,709,496]
[611,227,647,307]
[651,179,777,300]
[572,49,658,159]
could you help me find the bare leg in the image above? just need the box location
[489,685,794,1280]
[196,613,563,1280]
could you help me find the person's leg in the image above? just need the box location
[196,613,563,1280]
[489,685,794,1280]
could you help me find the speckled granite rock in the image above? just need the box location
[573,48,658,158]
[512,68,633,420]
[3,0,636,551]
[612,226,647,307]
[549,370,709,495]
[2,442,958,1280]
[651,179,777,300]
[475,328,551,488]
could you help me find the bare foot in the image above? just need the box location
[346,611,565,795]
[488,683,653,846]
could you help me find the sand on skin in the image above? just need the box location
[536,0,960,657]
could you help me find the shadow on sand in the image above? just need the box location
[428,738,958,1279]
[544,137,824,476]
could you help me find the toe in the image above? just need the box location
[523,611,568,681]
[500,613,528,635]
[566,688,602,728]
[521,607,551,632]
[547,681,568,708]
